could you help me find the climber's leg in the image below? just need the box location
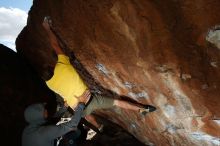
[82,94,156,117]
[113,99,157,115]
[84,114,102,130]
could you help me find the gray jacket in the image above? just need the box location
[22,103,84,146]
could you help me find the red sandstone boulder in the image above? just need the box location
[16,0,220,145]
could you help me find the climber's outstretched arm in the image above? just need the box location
[42,17,64,55]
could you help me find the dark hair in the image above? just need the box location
[41,65,54,81]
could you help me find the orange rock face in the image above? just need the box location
[16,0,220,145]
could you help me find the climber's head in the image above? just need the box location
[41,64,54,81]
[24,103,48,125]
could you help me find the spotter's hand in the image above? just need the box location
[78,90,91,105]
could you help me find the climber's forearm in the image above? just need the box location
[51,42,64,55]
[48,32,64,55]
[42,17,64,55]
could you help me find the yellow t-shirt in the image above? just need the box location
[46,54,88,108]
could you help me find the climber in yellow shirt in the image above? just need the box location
[42,16,156,130]
[46,54,88,108]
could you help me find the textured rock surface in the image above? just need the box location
[16,0,220,145]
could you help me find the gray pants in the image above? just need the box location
[82,94,114,117]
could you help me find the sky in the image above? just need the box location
[0,0,33,51]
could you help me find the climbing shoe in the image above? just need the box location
[139,105,157,116]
